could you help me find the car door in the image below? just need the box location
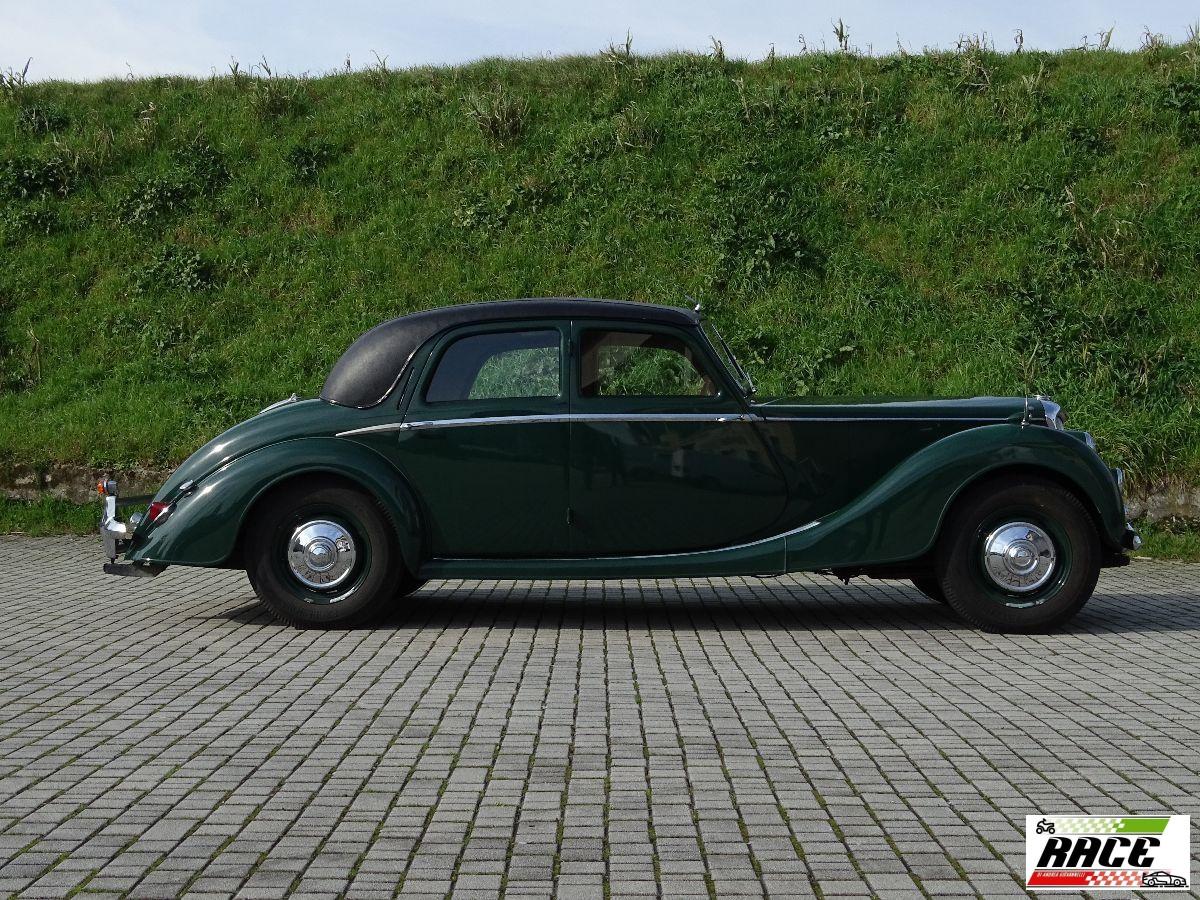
[568,321,788,556]
[394,321,570,558]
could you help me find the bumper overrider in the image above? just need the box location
[98,479,165,577]
[1121,525,1142,551]
[1114,467,1142,553]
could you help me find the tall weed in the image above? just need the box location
[463,84,528,143]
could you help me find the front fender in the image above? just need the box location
[785,424,1126,570]
[127,437,422,571]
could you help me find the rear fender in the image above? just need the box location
[785,424,1126,570]
[127,438,422,571]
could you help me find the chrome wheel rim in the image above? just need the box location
[287,520,357,592]
[981,521,1056,593]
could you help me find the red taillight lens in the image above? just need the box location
[146,501,172,523]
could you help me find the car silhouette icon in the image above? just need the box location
[1143,871,1187,887]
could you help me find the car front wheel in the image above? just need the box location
[935,476,1101,633]
[911,576,947,603]
[246,481,404,628]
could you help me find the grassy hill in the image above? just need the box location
[2,42,1199,492]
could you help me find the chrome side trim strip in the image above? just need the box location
[337,412,1006,437]
[335,422,410,437]
[569,518,823,561]
[257,392,300,415]
[757,416,1004,423]
[428,518,824,567]
[403,414,569,431]
[336,412,760,436]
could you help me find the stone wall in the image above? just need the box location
[3,465,172,505]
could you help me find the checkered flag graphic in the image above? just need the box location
[1084,871,1142,887]
[1056,817,1121,834]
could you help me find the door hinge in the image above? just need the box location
[566,506,574,526]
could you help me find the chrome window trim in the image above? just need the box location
[701,321,755,396]
[323,346,422,410]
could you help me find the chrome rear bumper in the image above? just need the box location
[103,561,164,577]
[100,480,131,562]
[99,478,163,577]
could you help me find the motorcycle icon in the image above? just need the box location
[1036,819,1056,835]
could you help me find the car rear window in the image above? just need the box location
[425,330,561,403]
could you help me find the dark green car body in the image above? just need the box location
[111,298,1134,585]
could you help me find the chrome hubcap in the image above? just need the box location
[981,521,1056,593]
[287,520,357,592]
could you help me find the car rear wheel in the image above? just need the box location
[246,482,404,628]
[935,476,1101,633]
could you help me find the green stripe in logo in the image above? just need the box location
[1053,816,1174,834]
[1115,817,1170,834]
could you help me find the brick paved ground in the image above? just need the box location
[0,537,1197,899]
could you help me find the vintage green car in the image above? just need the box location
[101,298,1140,631]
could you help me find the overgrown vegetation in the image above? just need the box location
[1,41,1199,494]
[1,496,100,535]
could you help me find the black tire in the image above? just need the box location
[911,576,947,603]
[245,481,404,628]
[935,476,1101,633]
[397,577,428,598]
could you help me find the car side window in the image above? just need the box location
[425,329,561,403]
[579,329,716,398]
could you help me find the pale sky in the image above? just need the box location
[4,0,1199,82]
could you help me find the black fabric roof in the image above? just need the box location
[320,298,700,409]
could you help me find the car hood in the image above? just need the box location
[154,398,364,499]
[751,395,1032,421]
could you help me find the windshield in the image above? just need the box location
[701,323,756,396]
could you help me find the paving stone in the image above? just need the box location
[1,538,1197,897]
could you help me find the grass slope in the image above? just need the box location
[1,45,1199,490]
